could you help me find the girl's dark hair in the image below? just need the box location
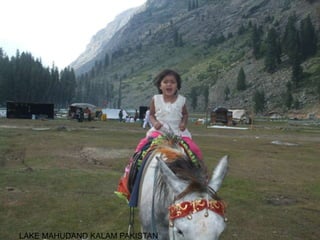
[154,69,181,94]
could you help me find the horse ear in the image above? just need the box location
[157,157,187,195]
[208,155,228,192]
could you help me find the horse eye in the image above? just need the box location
[176,229,184,236]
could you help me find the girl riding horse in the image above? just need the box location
[116,69,202,201]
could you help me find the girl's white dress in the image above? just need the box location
[147,94,192,138]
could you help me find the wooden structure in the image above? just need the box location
[210,107,233,126]
[68,103,96,121]
[139,106,148,120]
[6,101,54,119]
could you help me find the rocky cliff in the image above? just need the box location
[70,6,145,74]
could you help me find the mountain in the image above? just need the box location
[70,5,145,75]
[71,0,320,115]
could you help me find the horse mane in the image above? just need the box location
[153,135,219,201]
[165,156,208,199]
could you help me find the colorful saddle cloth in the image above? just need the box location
[128,135,200,207]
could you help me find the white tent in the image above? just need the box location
[229,109,251,124]
[101,108,128,120]
[230,109,246,121]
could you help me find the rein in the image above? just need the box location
[151,158,160,234]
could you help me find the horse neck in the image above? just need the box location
[153,153,177,207]
[138,152,174,236]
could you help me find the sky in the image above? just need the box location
[0,0,147,70]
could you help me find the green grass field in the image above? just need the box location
[0,118,319,240]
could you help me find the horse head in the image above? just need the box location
[158,155,228,240]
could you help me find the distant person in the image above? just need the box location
[75,108,80,120]
[84,107,91,121]
[142,109,152,129]
[118,109,123,122]
[78,108,84,122]
[95,110,102,119]
[134,109,139,122]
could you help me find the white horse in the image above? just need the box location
[138,136,228,240]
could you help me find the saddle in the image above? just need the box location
[127,139,153,193]
[127,135,201,207]
[127,151,142,193]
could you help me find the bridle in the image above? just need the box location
[167,186,227,240]
[168,198,226,227]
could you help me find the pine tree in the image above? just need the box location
[283,15,300,64]
[300,15,317,60]
[285,81,293,109]
[60,67,76,105]
[188,0,192,11]
[237,67,246,90]
[253,90,265,114]
[202,85,209,111]
[190,87,198,110]
[291,55,303,89]
[238,24,246,35]
[264,27,280,73]
[252,24,261,59]
[192,0,196,10]
[178,34,184,47]
[0,49,10,103]
[224,86,230,100]
[173,29,183,47]
[285,91,293,109]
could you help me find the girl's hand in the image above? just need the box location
[154,121,162,130]
[179,122,186,131]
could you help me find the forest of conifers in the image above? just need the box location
[0,49,76,108]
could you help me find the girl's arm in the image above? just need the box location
[179,104,188,131]
[149,98,162,130]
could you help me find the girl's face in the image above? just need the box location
[159,75,178,96]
